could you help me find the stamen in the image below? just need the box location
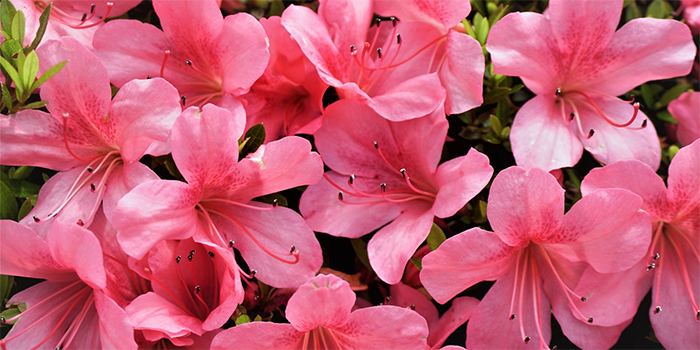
[566,90,642,128]
[76,220,84,226]
[208,251,215,258]
[555,88,561,96]
[160,50,170,78]
[143,267,198,318]
[181,96,187,106]
[654,306,662,314]
[376,48,382,59]
[373,141,401,173]
[667,229,700,318]
[200,198,278,211]
[400,169,436,198]
[61,114,103,163]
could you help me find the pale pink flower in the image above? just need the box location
[300,99,493,284]
[486,0,696,171]
[581,139,700,349]
[680,0,700,33]
[421,167,651,349]
[210,274,430,349]
[668,91,700,146]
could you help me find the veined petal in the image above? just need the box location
[211,323,302,350]
[219,13,271,95]
[47,221,107,290]
[0,221,75,281]
[101,161,160,224]
[439,31,485,115]
[427,296,479,348]
[126,292,204,338]
[374,0,472,29]
[667,139,700,226]
[285,274,355,332]
[337,306,429,349]
[668,92,700,147]
[94,291,138,350]
[433,147,492,218]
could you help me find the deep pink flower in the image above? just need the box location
[241,16,327,142]
[300,99,493,284]
[93,0,269,111]
[112,104,324,289]
[14,0,139,49]
[373,0,485,115]
[486,0,696,171]
[0,37,181,231]
[0,220,136,350]
[210,274,430,349]
[282,0,482,121]
[668,91,700,146]
[421,167,651,349]
[581,139,700,349]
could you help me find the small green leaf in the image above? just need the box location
[481,133,501,144]
[21,100,49,110]
[1,82,11,109]
[0,56,23,98]
[28,194,37,206]
[269,0,285,17]
[410,257,422,270]
[426,223,447,251]
[22,50,39,95]
[0,181,18,220]
[235,314,252,325]
[0,0,16,34]
[640,84,655,109]
[646,0,674,19]
[239,123,266,157]
[28,3,51,51]
[655,110,677,124]
[41,173,50,183]
[457,110,472,125]
[351,238,373,272]
[17,198,33,221]
[253,315,262,322]
[625,2,642,22]
[500,126,511,139]
[462,19,476,40]
[479,200,487,218]
[163,157,181,179]
[10,166,32,180]
[30,60,67,93]
[483,86,511,105]
[489,114,502,136]
[474,13,490,46]
[0,308,20,326]
[495,99,511,120]
[1,39,21,60]
[0,274,13,302]
[656,84,690,109]
[471,0,487,17]
[257,280,270,300]
[668,144,680,161]
[10,11,24,45]
[488,4,509,26]
[3,179,41,198]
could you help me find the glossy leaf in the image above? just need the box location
[426,223,447,251]
[239,123,266,158]
[27,3,51,52]
[29,60,67,92]
[17,197,33,221]
[0,0,17,34]
[10,166,32,180]
[10,11,24,45]
[0,181,18,220]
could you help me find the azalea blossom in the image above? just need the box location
[210,274,430,349]
[112,104,324,289]
[581,139,700,349]
[282,0,482,121]
[486,0,696,171]
[93,0,269,111]
[0,37,181,231]
[680,0,700,33]
[300,99,493,284]
[13,0,140,49]
[421,166,651,349]
[0,220,136,350]
[668,91,700,146]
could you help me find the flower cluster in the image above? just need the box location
[0,0,697,349]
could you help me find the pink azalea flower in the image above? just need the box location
[668,91,700,146]
[420,166,651,349]
[93,0,269,111]
[241,16,328,143]
[581,139,700,349]
[486,0,696,171]
[282,0,480,121]
[373,0,485,115]
[299,99,493,284]
[680,0,700,33]
[210,274,430,349]
[112,104,324,289]
[0,220,136,350]
[13,0,140,49]
[0,37,181,230]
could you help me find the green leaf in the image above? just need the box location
[28,3,51,51]
[1,82,11,110]
[239,123,266,157]
[253,193,288,207]
[30,60,66,93]
[426,223,447,251]
[0,274,13,302]
[3,179,41,198]
[410,257,422,270]
[668,144,680,161]
[0,56,23,98]
[28,194,37,206]
[0,0,16,34]
[1,39,21,60]
[483,86,511,105]
[640,84,655,109]
[10,11,24,45]
[0,181,18,220]
[479,200,487,218]
[625,2,642,22]
[655,110,677,124]
[10,166,32,180]
[253,315,262,322]
[471,0,487,17]
[350,238,373,272]
[500,126,511,139]
[235,314,252,325]
[656,83,690,109]
[41,173,50,183]
[489,114,502,135]
[17,198,33,221]
[21,100,49,110]
[462,19,476,40]
[473,13,490,46]
[481,133,501,144]
[488,4,509,26]
[0,308,20,326]
[22,50,39,94]
[269,0,285,17]
[646,0,673,19]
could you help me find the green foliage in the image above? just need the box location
[426,223,447,251]
[239,123,266,158]
[351,238,373,272]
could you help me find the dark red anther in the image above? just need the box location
[208,251,214,258]
[349,174,355,185]
[647,263,656,270]
[186,60,192,66]
[523,336,531,344]
[87,167,93,173]
[653,253,660,260]
[271,198,278,208]
[409,304,415,310]
[0,316,5,323]
[375,17,382,26]
[176,256,181,263]
[581,297,587,302]
[391,16,397,27]
[400,168,407,179]
[76,219,84,226]
[181,96,186,106]
[90,183,96,192]
[250,269,257,277]
[147,75,151,79]
[396,34,402,45]
[641,119,648,128]
[194,285,200,294]
[350,45,356,54]
[338,191,344,201]
[654,306,662,314]
[290,245,296,253]
[380,183,387,192]
[569,112,575,121]
[33,216,40,223]
[587,317,593,323]
[377,47,382,59]
[509,314,516,320]
[229,240,235,248]
[79,13,87,22]
[588,129,595,138]
[555,88,562,96]
[373,141,379,149]
[89,4,96,13]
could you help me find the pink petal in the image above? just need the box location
[433,148,493,218]
[101,161,160,224]
[588,18,696,96]
[94,291,138,350]
[0,221,74,281]
[466,267,552,349]
[108,78,182,162]
[580,160,670,221]
[389,282,440,330]
[369,73,446,122]
[578,97,661,170]
[230,136,323,201]
[316,0,373,65]
[510,96,583,172]
[421,228,518,304]
[47,221,107,290]
[486,12,560,95]
[299,171,403,238]
[126,292,204,338]
[668,92,700,146]
[488,167,565,247]
[286,274,356,332]
[219,13,271,95]
[439,31,485,115]
[367,204,435,284]
[170,105,245,193]
[0,109,84,170]
[153,0,223,64]
[113,180,201,259]
[337,306,429,349]
[374,0,472,29]
[211,323,301,350]
[427,296,479,348]
[667,139,700,225]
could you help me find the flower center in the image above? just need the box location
[150,51,224,108]
[297,326,346,349]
